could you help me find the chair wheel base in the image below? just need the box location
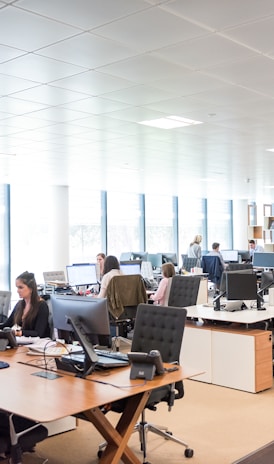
[185,448,194,458]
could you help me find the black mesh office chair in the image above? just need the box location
[168,275,201,307]
[106,274,147,350]
[201,255,223,289]
[98,303,193,463]
[182,257,198,272]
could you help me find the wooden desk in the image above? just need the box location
[181,305,273,393]
[0,348,199,464]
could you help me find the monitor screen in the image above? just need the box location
[219,269,254,294]
[120,262,141,275]
[161,252,178,266]
[253,253,274,268]
[260,271,274,292]
[221,250,238,262]
[226,273,258,301]
[147,253,162,269]
[51,294,111,347]
[237,250,250,261]
[131,251,148,261]
[66,263,97,286]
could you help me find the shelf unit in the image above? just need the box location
[263,215,274,251]
[247,225,263,240]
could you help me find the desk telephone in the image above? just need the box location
[143,278,157,290]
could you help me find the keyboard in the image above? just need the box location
[94,349,129,362]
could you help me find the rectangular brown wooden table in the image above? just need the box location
[0,347,199,464]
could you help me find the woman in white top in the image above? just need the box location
[187,234,202,266]
[150,263,175,305]
[97,255,124,298]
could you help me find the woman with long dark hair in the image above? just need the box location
[2,271,50,338]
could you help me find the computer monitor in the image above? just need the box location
[226,272,258,301]
[161,252,178,266]
[51,294,111,347]
[131,251,148,261]
[120,261,141,275]
[260,271,274,293]
[237,250,251,262]
[66,263,97,286]
[219,269,254,294]
[147,253,162,269]
[253,253,274,269]
[221,250,238,263]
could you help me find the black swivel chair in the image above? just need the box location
[168,275,201,307]
[201,255,223,290]
[98,303,193,463]
[182,257,198,272]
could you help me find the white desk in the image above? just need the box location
[181,304,273,393]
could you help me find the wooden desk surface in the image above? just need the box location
[186,304,274,324]
[0,347,199,423]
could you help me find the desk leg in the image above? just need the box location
[84,390,151,464]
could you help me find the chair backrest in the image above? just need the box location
[201,255,223,284]
[168,275,201,307]
[131,304,187,363]
[106,274,147,319]
[227,263,253,271]
[43,271,66,283]
[163,277,172,306]
[0,290,11,318]
[182,257,198,272]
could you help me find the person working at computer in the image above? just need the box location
[207,242,227,270]
[249,240,264,261]
[1,271,50,338]
[150,263,175,305]
[187,234,202,266]
[97,255,124,298]
[96,252,106,281]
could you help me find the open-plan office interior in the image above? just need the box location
[2,3,274,464]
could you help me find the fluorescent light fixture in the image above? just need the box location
[138,115,203,129]
[266,148,274,152]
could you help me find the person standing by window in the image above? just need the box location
[187,234,202,266]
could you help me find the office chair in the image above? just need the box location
[106,274,147,350]
[168,275,201,307]
[98,303,193,463]
[0,290,11,323]
[0,412,48,464]
[182,257,198,272]
[201,255,223,290]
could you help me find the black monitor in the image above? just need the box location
[219,269,254,294]
[260,271,274,293]
[51,294,111,347]
[238,250,251,262]
[161,252,178,266]
[131,251,148,261]
[221,250,238,263]
[226,272,258,303]
[147,253,162,269]
[66,263,97,286]
[253,253,274,269]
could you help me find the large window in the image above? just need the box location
[145,194,176,254]
[69,188,102,264]
[106,192,143,258]
[0,185,10,289]
[207,199,233,251]
[178,198,206,265]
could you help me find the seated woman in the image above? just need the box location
[1,271,50,338]
[97,255,124,298]
[150,263,175,305]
